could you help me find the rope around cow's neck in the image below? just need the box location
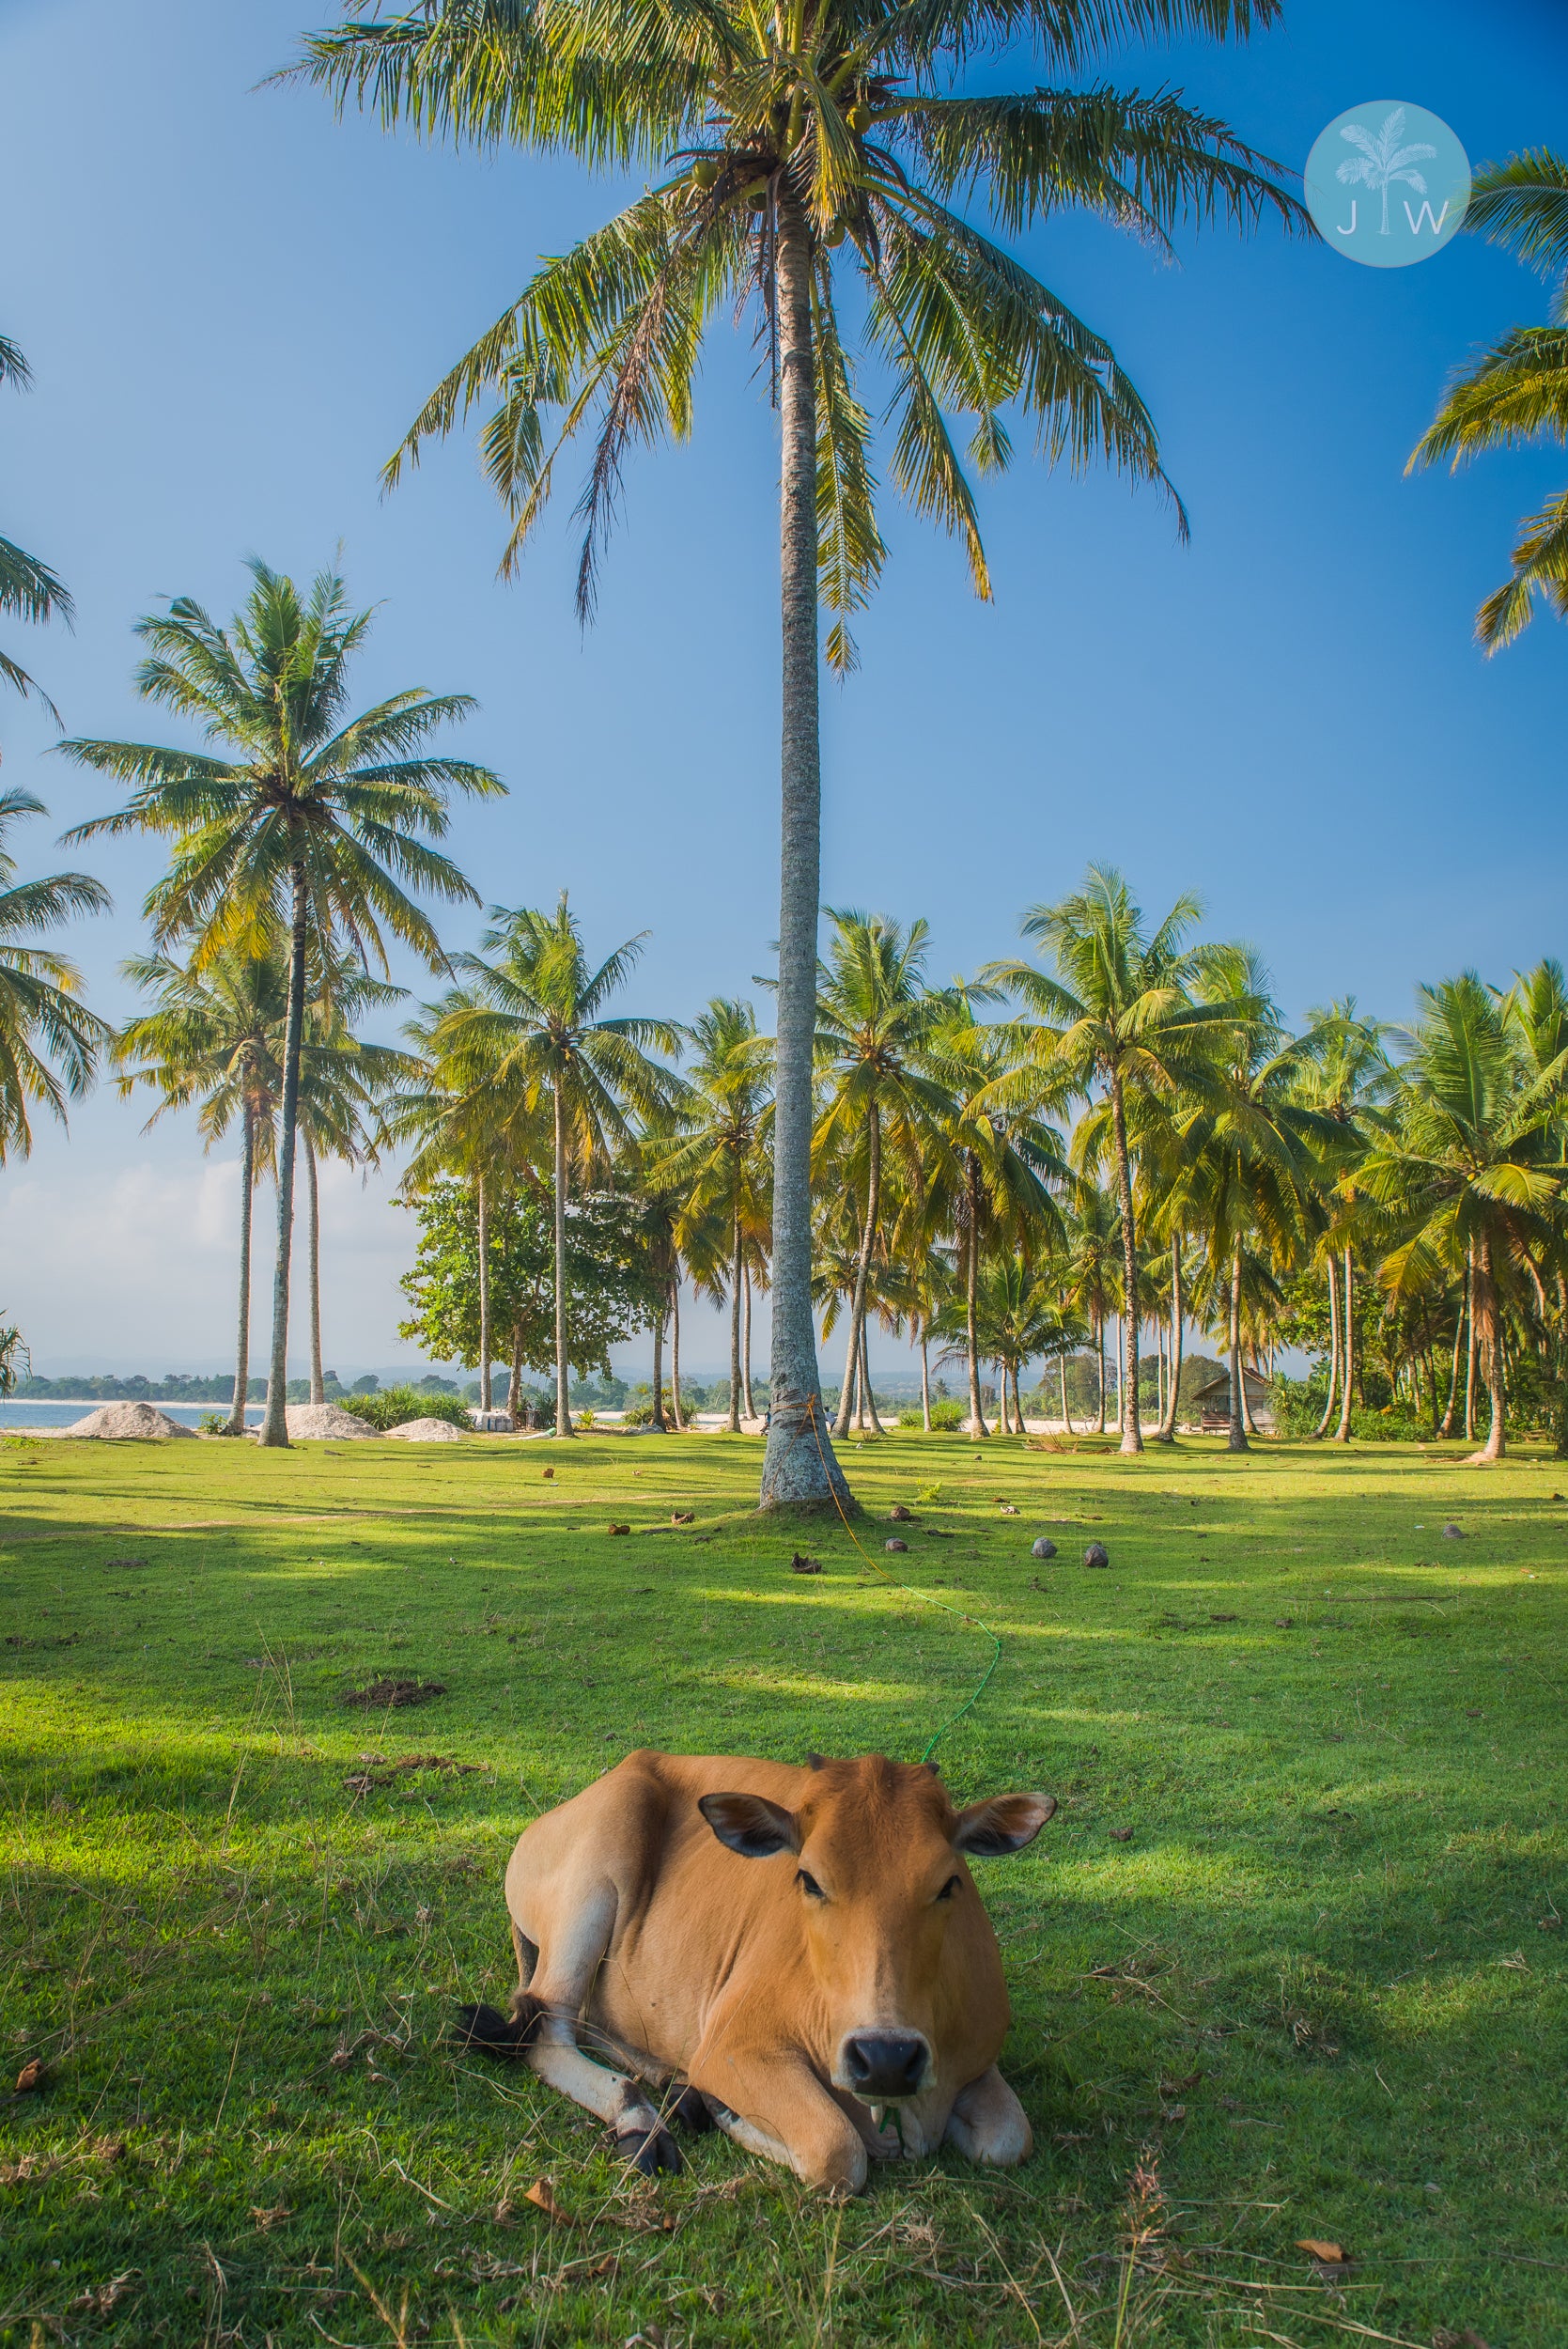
[802,1394,1003,1766]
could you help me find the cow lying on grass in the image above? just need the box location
[458,1748,1055,2196]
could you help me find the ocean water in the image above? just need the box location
[0,1401,264,1430]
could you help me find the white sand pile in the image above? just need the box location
[66,1402,197,1440]
[385,1416,465,1443]
[281,1403,377,1439]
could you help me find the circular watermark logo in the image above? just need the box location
[1305,101,1470,267]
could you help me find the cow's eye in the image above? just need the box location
[935,1875,962,1903]
[796,1869,827,1901]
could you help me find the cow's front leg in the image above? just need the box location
[520,1880,679,2176]
[700,2052,872,2198]
[942,2064,1032,2166]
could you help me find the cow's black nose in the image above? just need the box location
[843,2032,928,2099]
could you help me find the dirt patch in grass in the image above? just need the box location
[340,1676,447,1710]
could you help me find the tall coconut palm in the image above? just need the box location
[296,970,414,1404]
[1292,999,1389,1442]
[395,988,531,1414]
[1175,951,1333,1453]
[0,335,72,723]
[425,895,681,1435]
[652,998,771,1436]
[60,560,503,1445]
[291,0,1300,1509]
[986,866,1226,1453]
[1409,150,1568,649]
[1360,973,1568,1465]
[814,912,953,1437]
[928,1003,1066,1435]
[0,788,111,1165]
[116,945,287,1434]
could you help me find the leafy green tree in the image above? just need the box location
[1290,999,1389,1441]
[0,335,71,722]
[295,964,415,1404]
[60,558,502,1445]
[927,1001,1065,1436]
[116,946,287,1434]
[1174,950,1334,1453]
[651,998,771,1434]
[933,1251,1080,1431]
[986,865,1224,1453]
[422,895,680,1435]
[814,912,953,1438]
[398,1176,662,1420]
[1361,973,1568,1463]
[1409,151,1568,648]
[0,788,111,1167]
[290,0,1299,1511]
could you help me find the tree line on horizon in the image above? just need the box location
[4,553,1568,1470]
[5,0,1568,1497]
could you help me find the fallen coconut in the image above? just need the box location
[1032,1537,1057,1561]
[885,1538,908,1554]
[1083,1541,1110,1568]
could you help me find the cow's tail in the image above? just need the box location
[453,1991,543,2058]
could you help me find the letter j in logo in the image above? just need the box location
[1305,102,1469,268]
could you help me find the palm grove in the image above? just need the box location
[3,11,1568,1486]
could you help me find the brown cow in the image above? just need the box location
[458,1748,1055,2195]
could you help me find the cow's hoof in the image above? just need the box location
[669,2085,715,2134]
[617,2124,683,2176]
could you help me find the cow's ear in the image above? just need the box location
[698,1792,800,1858]
[953,1794,1057,1857]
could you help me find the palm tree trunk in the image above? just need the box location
[759,194,846,1512]
[477,1173,492,1414]
[1464,1253,1478,1440]
[1156,1237,1185,1443]
[671,1274,687,1430]
[552,1085,571,1438]
[1227,1244,1249,1454]
[1095,1314,1106,1433]
[1437,1283,1463,1438]
[1012,1361,1024,1431]
[228,1098,256,1437]
[1469,1230,1507,1462]
[1333,1248,1356,1443]
[1312,1255,1341,1439]
[1115,1319,1124,1433]
[1240,1349,1258,1436]
[966,1162,987,1439]
[919,1321,931,1432]
[650,1299,666,1431]
[861,1318,884,1436]
[259,861,307,1448]
[741,1259,756,1422]
[1110,1075,1143,1455]
[833,1102,880,1438]
[304,1133,324,1406]
[1060,1350,1073,1434]
[508,1330,523,1425]
[727,1212,743,1433]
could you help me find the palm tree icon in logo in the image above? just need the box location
[1336,106,1437,235]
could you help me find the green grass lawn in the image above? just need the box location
[1,1426,1564,2347]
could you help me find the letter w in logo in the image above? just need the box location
[1403,198,1451,236]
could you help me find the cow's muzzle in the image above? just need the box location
[837,2030,931,2102]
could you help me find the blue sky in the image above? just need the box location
[2,0,1564,1375]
